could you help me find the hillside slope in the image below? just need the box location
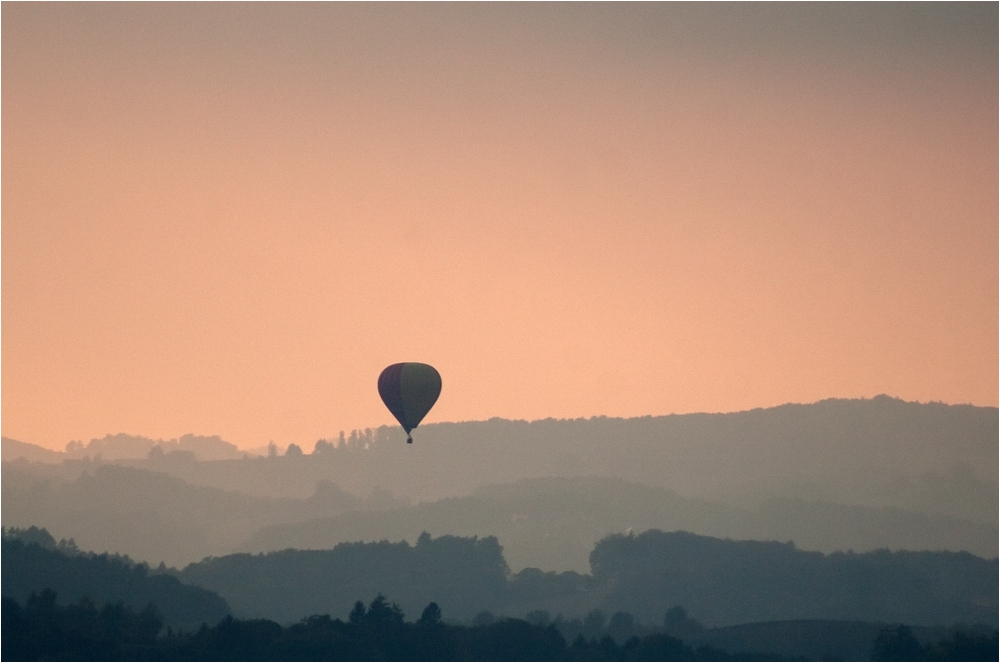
[180,529,999,628]
[102,397,996,526]
[241,476,997,571]
[1,528,230,629]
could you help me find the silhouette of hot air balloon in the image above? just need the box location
[378,363,441,443]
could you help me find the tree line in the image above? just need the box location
[4,527,997,661]
[176,529,998,626]
[7,525,996,629]
[5,591,996,661]
[0,591,774,661]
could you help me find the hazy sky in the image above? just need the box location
[3,4,997,451]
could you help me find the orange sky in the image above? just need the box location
[3,4,997,451]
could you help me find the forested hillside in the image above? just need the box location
[241,477,997,572]
[2,463,397,566]
[1,434,246,462]
[587,530,998,625]
[5,465,995,571]
[335,397,995,510]
[178,534,509,624]
[6,398,995,519]
[177,530,998,628]
[1,528,229,628]
[6,590,996,661]
[4,527,996,660]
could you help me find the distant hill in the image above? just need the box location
[178,534,509,624]
[2,432,248,462]
[241,477,998,571]
[524,529,995,626]
[4,397,995,570]
[1,437,64,463]
[1,527,230,629]
[587,530,998,626]
[241,477,735,572]
[1,464,384,567]
[177,529,998,629]
[64,433,246,461]
[93,397,996,527]
[5,466,994,571]
[6,397,994,523]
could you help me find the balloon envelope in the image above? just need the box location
[378,363,442,441]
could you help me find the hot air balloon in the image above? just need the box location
[378,363,442,443]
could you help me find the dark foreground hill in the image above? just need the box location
[5,527,996,661]
[1,528,229,629]
[6,590,996,661]
[0,591,811,662]
[178,529,998,628]
[697,620,999,662]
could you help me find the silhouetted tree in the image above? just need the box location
[348,601,366,625]
[2,591,163,661]
[419,602,442,626]
[313,439,334,455]
[364,594,404,626]
[4,526,56,548]
[663,605,703,641]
